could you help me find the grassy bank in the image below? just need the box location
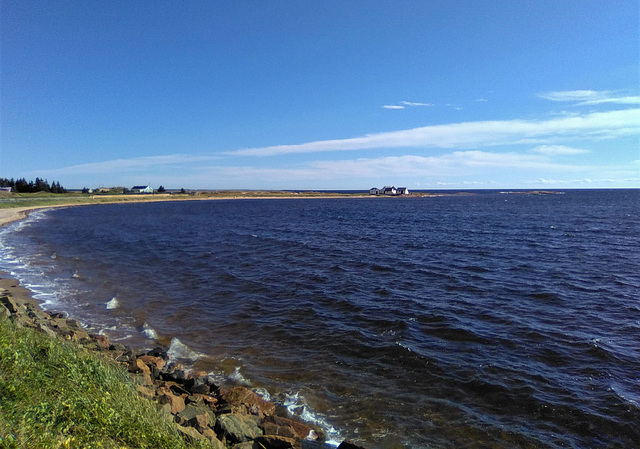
[0,314,209,449]
[0,190,368,211]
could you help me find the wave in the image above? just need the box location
[280,390,342,446]
[142,322,157,339]
[167,337,202,362]
[105,296,119,309]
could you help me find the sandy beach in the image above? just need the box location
[0,207,37,227]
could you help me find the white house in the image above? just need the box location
[131,185,153,194]
[369,187,380,195]
[396,187,410,195]
[0,186,12,192]
[382,186,397,195]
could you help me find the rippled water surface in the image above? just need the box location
[1,190,639,448]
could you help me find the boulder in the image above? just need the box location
[176,404,214,430]
[147,346,168,359]
[128,358,153,385]
[37,323,58,339]
[185,375,214,395]
[177,425,206,441]
[337,442,368,449]
[91,334,111,349]
[232,443,256,449]
[69,329,90,342]
[262,415,315,440]
[136,385,156,399]
[254,435,302,449]
[138,354,166,371]
[0,296,20,314]
[221,386,276,417]
[216,413,263,443]
[158,390,186,414]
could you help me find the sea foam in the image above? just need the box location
[105,296,119,309]
[167,337,202,362]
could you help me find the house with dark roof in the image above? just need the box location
[131,185,153,194]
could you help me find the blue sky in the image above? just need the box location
[2,0,639,190]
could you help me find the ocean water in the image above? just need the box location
[1,190,639,448]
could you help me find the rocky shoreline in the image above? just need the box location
[0,275,367,449]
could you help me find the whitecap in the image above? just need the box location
[167,337,202,362]
[142,322,158,339]
[230,365,251,385]
[254,387,271,402]
[105,296,119,309]
[281,390,342,446]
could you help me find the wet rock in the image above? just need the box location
[161,366,189,383]
[337,442,368,449]
[261,422,297,439]
[262,415,315,440]
[221,386,276,417]
[216,413,263,443]
[185,375,214,395]
[147,346,168,359]
[255,435,302,449]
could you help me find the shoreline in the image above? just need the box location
[0,204,367,449]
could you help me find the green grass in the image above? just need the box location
[0,315,210,449]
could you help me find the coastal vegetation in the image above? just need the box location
[0,178,67,194]
[0,314,210,449]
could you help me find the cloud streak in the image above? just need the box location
[383,100,433,109]
[31,154,222,176]
[531,145,589,155]
[231,108,640,157]
[538,90,640,105]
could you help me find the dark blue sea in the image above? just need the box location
[1,190,639,448]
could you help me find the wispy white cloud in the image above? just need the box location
[535,177,640,185]
[400,101,434,107]
[31,154,222,176]
[230,108,640,157]
[475,98,488,102]
[538,90,640,105]
[383,100,433,109]
[531,145,589,155]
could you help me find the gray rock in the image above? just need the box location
[216,413,263,443]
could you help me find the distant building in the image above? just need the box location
[0,186,12,192]
[369,185,410,196]
[131,185,153,194]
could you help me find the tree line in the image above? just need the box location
[0,177,67,194]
